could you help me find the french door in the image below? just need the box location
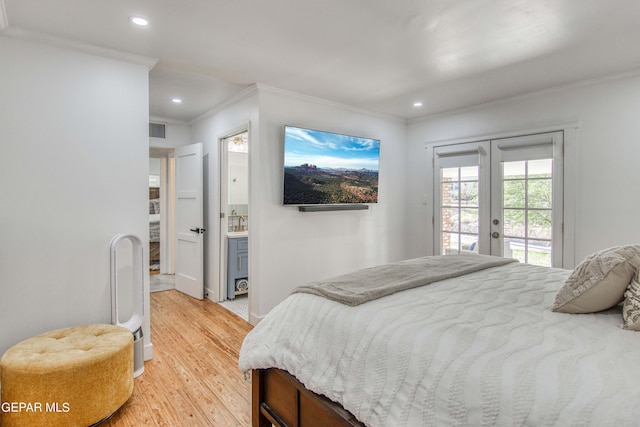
[434,132,564,267]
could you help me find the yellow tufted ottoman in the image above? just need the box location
[0,324,133,427]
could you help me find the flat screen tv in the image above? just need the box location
[283,125,380,205]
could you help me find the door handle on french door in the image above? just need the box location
[190,228,206,234]
[491,232,500,238]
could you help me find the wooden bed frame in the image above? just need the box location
[252,368,365,427]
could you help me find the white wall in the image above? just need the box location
[406,73,640,265]
[253,88,408,319]
[191,86,409,322]
[190,88,259,305]
[149,119,191,150]
[0,36,150,355]
[228,152,248,205]
[149,157,162,176]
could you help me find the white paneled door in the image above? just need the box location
[175,143,204,300]
[434,132,564,268]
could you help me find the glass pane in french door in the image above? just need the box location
[440,166,479,254]
[502,159,553,267]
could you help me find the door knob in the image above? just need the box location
[491,232,500,238]
[190,228,206,234]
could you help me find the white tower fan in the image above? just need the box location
[110,233,145,378]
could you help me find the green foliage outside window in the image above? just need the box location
[503,174,552,239]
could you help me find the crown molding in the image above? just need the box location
[149,116,190,126]
[0,0,8,32]
[0,26,158,69]
[190,84,259,124]
[408,66,640,125]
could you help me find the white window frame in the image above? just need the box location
[425,124,578,269]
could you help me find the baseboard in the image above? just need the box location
[248,312,263,326]
[205,287,219,302]
[144,343,154,361]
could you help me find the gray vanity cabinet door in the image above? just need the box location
[227,237,248,299]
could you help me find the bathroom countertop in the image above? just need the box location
[227,231,248,238]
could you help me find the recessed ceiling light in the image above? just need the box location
[413,101,423,107]
[171,98,183,104]
[130,16,149,26]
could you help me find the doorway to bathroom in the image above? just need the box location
[218,130,249,320]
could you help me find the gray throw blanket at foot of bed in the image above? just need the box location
[293,254,517,306]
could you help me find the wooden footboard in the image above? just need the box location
[252,368,365,427]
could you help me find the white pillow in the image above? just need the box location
[551,245,640,313]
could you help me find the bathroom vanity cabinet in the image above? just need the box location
[227,236,248,299]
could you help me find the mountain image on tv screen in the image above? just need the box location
[283,125,380,205]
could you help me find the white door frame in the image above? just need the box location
[212,124,250,303]
[149,149,176,275]
[160,152,175,274]
[426,123,578,268]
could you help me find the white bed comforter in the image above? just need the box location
[239,262,640,426]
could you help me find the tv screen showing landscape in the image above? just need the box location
[283,125,380,205]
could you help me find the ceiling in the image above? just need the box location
[2,0,640,122]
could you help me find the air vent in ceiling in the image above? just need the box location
[149,123,166,139]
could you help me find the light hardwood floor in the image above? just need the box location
[104,290,254,426]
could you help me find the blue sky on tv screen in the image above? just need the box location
[284,126,380,171]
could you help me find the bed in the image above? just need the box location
[239,248,640,427]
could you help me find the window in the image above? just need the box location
[433,132,564,267]
[440,166,480,254]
